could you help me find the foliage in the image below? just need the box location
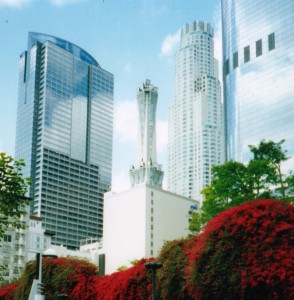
[13,257,98,300]
[156,239,192,300]
[0,283,17,300]
[0,152,30,238]
[0,200,293,299]
[249,139,289,198]
[190,140,293,233]
[95,258,152,299]
[186,199,294,300]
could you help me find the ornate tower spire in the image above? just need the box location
[129,79,164,188]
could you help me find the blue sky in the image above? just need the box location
[0,0,221,191]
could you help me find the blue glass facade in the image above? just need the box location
[15,33,113,249]
[222,0,294,169]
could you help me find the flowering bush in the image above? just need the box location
[0,283,17,300]
[185,199,294,300]
[13,257,98,300]
[156,239,192,299]
[95,258,152,299]
[0,200,292,299]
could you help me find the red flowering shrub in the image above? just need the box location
[1,200,292,299]
[13,257,98,299]
[0,283,18,300]
[95,258,152,299]
[185,199,294,300]
[156,239,192,300]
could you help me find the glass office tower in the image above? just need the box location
[15,33,113,249]
[222,0,294,169]
[168,21,224,202]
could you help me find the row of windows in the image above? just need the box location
[224,33,275,75]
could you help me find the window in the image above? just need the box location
[224,59,229,75]
[256,39,262,57]
[268,33,275,51]
[3,235,12,242]
[244,46,250,63]
[233,51,239,68]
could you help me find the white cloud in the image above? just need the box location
[160,29,181,57]
[50,0,86,6]
[0,0,31,7]
[114,100,138,143]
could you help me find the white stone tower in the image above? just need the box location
[129,79,164,188]
[168,21,224,202]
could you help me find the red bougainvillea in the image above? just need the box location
[0,283,18,300]
[12,257,99,300]
[185,199,294,300]
[0,200,292,300]
[95,258,152,299]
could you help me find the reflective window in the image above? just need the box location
[244,46,250,63]
[233,52,239,68]
[224,58,230,75]
[268,33,275,51]
[256,39,262,57]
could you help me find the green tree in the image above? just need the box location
[249,139,288,198]
[189,140,293,233]
[0,152,30,238]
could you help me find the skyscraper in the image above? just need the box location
[168,21,224,201]
[15,33,113,249]
[129,79,164,188]
[222,0,294,169]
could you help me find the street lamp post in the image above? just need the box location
[145,261,163,300]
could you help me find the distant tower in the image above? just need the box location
[129,79,163,188]
[168,21,224,202]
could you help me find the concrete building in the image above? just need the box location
[103,185,197,274]
[103,80,198,274]
[27,215,53,261]
[168,21,224,203]
[15,33,114,249]
[0,206,53,283]
[0,205,29,283]
[222,0,294,169]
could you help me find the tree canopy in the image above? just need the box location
[190,140,294,233]
[0,152,30,238]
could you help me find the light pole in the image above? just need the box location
[145,261,163,300]
[28,248,58,300]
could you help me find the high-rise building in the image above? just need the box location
[168,21,224,202]
[129,79,164,188]
[222,0,294,168]
[15,33,113,249]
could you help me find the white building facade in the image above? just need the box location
[0,209,29,283]
[168,21,224,202]
[0,207,52,283]
[103,184,197,274]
